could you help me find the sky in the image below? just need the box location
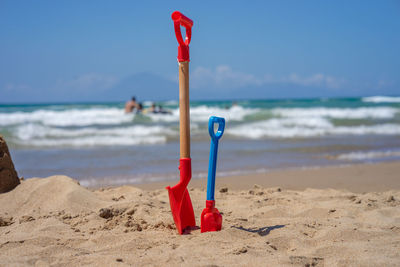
[0,0,399,103]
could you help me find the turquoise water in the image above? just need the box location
[1,96,400,186]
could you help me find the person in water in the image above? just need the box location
[136,103,144,113]
[157,104,172,114]
[148,103,157,113]
[144,103,172,114]
[125,96,138,113]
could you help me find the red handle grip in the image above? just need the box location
[171,11,193,62]
[172,11,193,29]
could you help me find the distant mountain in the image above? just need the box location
[0,71,384,104]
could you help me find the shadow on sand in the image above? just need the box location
[231,225,285,236]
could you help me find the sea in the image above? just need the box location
[1,96,400,187]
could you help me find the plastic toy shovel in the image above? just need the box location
[201,116,225,233]
[166,11,196,234]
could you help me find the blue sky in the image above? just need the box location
[0,0,399,103]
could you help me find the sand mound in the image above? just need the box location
[0,136,19,193]
[1,176,400,266]
[0,176,108,216]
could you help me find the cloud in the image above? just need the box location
[377,79,395,89]
[283,73,345,89]
[191,65,345,90]
[2,83,31,92]
[191,65,262,89]
[57,73,119,92]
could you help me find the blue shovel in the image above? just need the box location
[201,116,225,233]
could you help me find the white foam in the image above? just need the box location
[0,105,256,126]
[146,111,178,122]
[1,105,260,147]
[19,135,166,147]
[2,104,400,146]
[331,124,400,135]
[272,107,398,119]
[336,150,400,161]
[144,105,258,123]
[13,123,172,147]
[362,96,400,103]
[225,106,400,139]
[228,120,400,139]
[190,105,257,122]
[3,106,395,128]
[0,108,134,127]
[16,123,173,138]
[227,118,329,138]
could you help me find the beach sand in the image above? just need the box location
[1,162,400,266]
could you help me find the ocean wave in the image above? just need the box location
[0,108,134,127]
[272,107,398,119]
[0,105,256,127]
[2,102,400,147]
[362,96,400,103]
[336,150,400,161]
[12,123,172,147]
[15,123,174,139]
[228,120,400,139]
[190,105,257,122]
[1,105,398,128]
[18,135,166,147]
[147,105,257,123]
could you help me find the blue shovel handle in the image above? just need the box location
[207,116,225,201]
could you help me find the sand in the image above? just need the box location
[1,162,400,266]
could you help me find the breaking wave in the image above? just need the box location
[1,99,400,147]
[336,150,400,161]
[362,96,400,103]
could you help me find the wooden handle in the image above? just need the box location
[179,61,190,158]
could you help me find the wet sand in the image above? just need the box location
[138,161,400,193]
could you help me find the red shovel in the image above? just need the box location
[166,11,196,234]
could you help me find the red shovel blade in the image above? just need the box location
[200,200,222,233]
[167,187,195,234]
[166,158,196,234]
